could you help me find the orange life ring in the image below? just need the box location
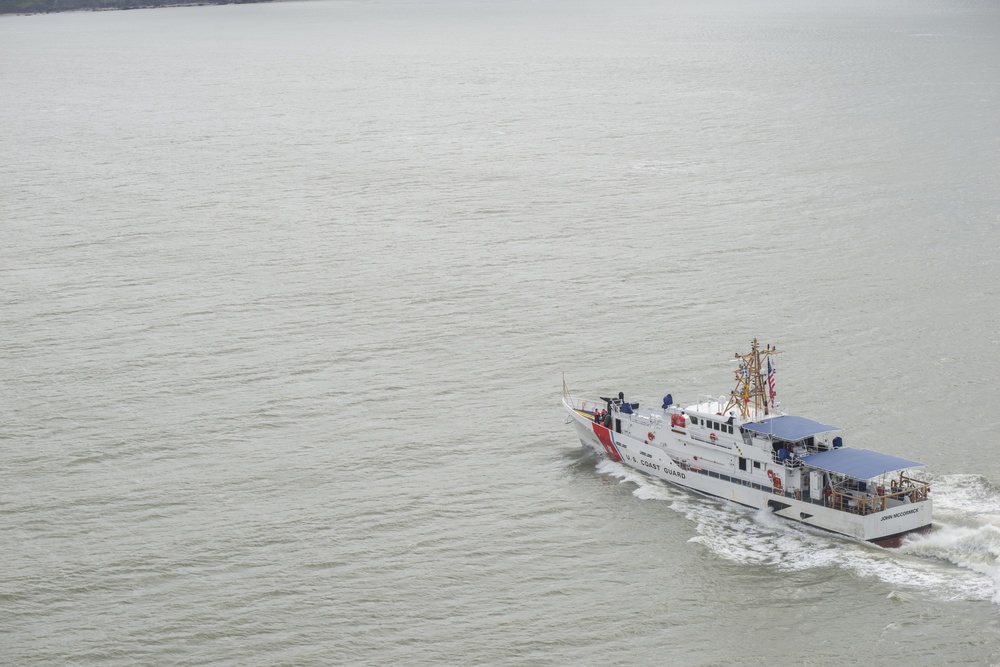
[709,432,717,442]
[648,431,655,441]
[767,469,775,481]
[773,477,782,489]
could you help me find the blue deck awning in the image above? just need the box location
[799,448,925,480]
[741,416,841,441]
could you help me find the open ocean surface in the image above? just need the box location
[3,0,1000,664]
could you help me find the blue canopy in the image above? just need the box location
[799,448,925,480]
[742,416,841,441]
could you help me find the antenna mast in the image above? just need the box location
[723,339,780,420]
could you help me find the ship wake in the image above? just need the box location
[593,459,1000,604]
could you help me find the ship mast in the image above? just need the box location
[723,339,780,420]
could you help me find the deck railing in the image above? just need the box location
[830,476,930,515]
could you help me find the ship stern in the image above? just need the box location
[864,499,933,547]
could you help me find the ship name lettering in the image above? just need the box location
[880,508,920,522]
[640,460,660,471]
[663,468,686,480]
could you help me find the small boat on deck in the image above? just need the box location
[562,340,932,547]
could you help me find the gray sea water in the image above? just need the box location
[3,0,1000,664]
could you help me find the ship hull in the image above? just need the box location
[564,398,931,546]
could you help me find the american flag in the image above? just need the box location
[767,357,776,405]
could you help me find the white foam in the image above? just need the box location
[594,458,653,488]
[928,474,1000,520]
[594,458,677,502]
[900,523,1000,603]
[593,463,1000,603]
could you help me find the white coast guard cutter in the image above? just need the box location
[562,340,931,547]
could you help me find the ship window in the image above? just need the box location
[726,425,733,434]
[712,422,719,430]
[753,461,761,469]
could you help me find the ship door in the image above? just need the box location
[739,457,747,472]
[615,418,621,434]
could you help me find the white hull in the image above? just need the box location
[563,396,931,546]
